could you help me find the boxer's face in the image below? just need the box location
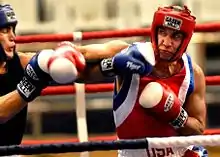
[157,27,184,61]
[0,26,16,60]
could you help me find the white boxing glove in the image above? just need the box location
[47,41,86,84]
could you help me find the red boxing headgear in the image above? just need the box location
[151,5,196,61]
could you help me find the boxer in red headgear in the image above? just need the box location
[151,5,196,62]
[50,5,207,157]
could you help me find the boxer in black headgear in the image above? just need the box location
[0,4,44,146]
[0,4,52,146]
[0,4,87,147]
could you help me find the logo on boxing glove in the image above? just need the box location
[164,93,174,112]
[170,108,188,129]
[26,64,39,81]
[101,58,114,71]
[126,61,141,71]
[17,77,36,98]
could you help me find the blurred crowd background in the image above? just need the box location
[3,0,220,139]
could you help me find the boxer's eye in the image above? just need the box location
[172,33,184,41]
[0,26,12,34]
[158,28,167,36]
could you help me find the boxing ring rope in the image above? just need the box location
[3,135,220,156]
[15,22,220,43]
[14,22,220,155]
[40,76,220,96]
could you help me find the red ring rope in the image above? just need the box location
[15,22,220,43]
[41,76,220,95]
[16,28,151,43]
[41,83,113,95]
[205,76,220,85]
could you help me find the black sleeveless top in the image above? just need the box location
[0,53,27,146]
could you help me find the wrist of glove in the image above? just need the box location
[17,51,53,102]
[100,42,155,77]
[100,57,116,77]
[17,76,45,102]
[170,107,189,129]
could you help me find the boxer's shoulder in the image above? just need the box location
[192,62,204,76]
[191,62,205,90]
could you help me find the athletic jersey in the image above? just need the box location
[113,53,194,156]
[0,52,27,146]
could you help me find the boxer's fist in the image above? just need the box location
[55,41,85,72]
[48,41,86,84]
[139,82,188,129]
[100,42,155,77]
[183,145,208,157]
[17,50,54,102]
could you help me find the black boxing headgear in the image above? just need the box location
[0,4,17,62]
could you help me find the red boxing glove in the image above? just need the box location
[183,145,208,157]
[183,150,203,157]
[139,82,188,129]
[48,41,86,84]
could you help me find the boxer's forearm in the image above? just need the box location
[76,40,129,62]
[177,116,205,135]
[0,90,27,124]
[75,41,129,83]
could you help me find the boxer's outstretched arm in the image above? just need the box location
[76,40,129,83]
[77,40,129,62]
[178,63,206,135]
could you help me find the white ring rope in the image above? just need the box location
[75,82,89,157]
[148,135,220,148]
